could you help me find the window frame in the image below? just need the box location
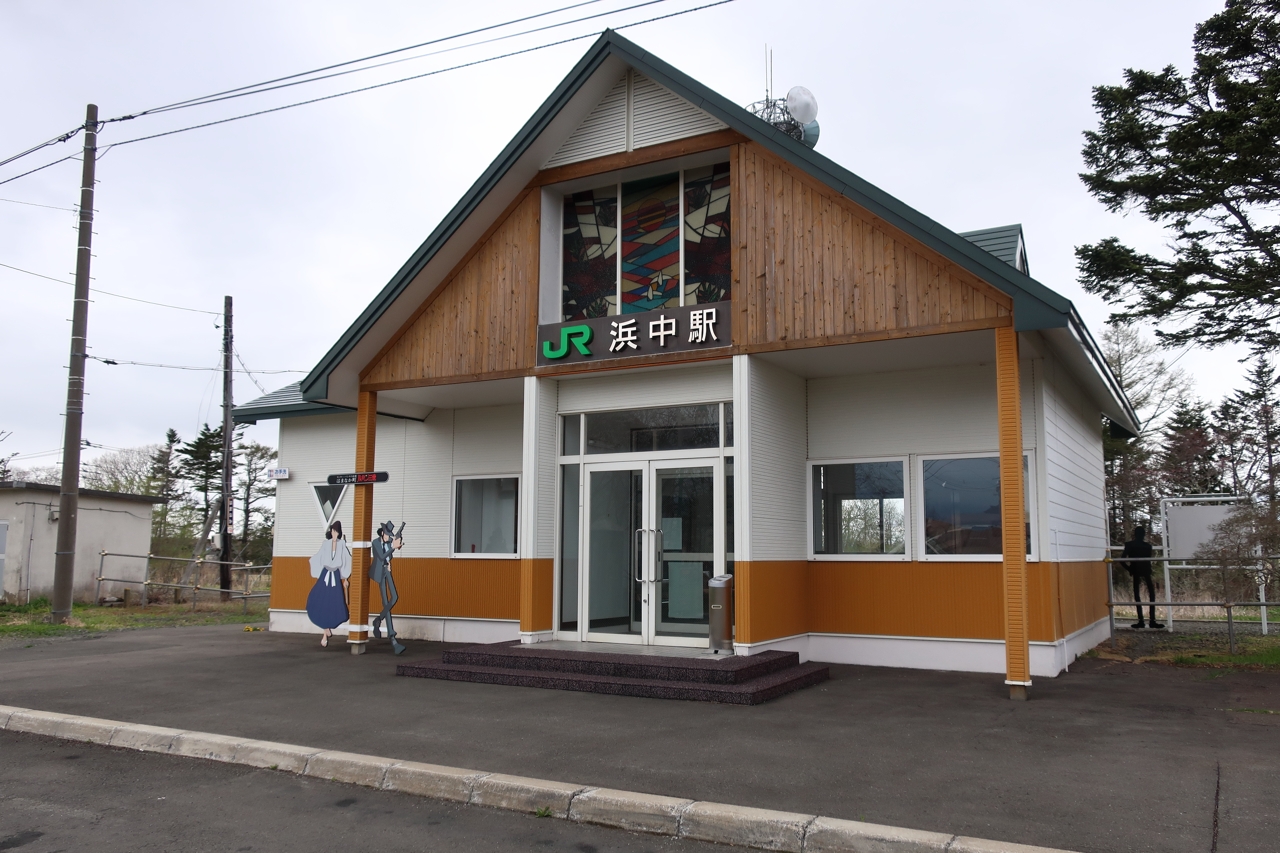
[806,456,911,562]
[450,473,522,560]
[914,451,1037,563]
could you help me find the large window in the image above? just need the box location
[453,476,519,556]
[919,455,1031,558]
[558,405,732,457]
[561,162,731,321]
[811,460,907,558]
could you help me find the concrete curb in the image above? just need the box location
[0,704,1077,853]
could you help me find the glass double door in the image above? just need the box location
[581,457,723,646]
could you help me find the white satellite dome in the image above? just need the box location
[785,86,818,125]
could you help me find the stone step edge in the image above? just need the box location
[436,651,798,684]
[0,704,1076,853]
[400,660,827,694]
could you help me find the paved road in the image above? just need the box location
[1,625,1278,853]
[0,730,725,853]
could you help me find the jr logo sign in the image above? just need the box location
[536,301,731,367]
[541,324,593,360]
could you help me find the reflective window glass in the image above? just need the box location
[585,405,720,454]
[561,414,581,456]
[454,478,518,554]
[921,457,1030,556]
[812,462,905,555]
[559,465,579,631]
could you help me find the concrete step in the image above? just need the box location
[396,659,829,705]
[439,643,800,685]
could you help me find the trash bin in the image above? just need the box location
[708,574,734,654]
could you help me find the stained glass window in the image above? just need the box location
[562,187,618,321]
[683,162,731,304]
[621,174,681,314]
[559,163,732,321]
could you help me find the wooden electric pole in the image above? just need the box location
[51,104,99,624]
[219,295,234,599]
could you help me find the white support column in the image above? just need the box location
[732,354,751,565]
[519,375,558,644]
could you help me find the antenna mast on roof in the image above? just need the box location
[746,49,821,149]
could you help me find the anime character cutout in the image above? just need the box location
[306,520,352,647]
[371,520,406,655]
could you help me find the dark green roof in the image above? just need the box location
[233,382,349,424]
[960,224,1027,274]
[297,30,1137,434]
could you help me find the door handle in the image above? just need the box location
[633,528,646,583]
[652,527,665,584]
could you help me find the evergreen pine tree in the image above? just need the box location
[147,429,183,541]
[1160,399,1225,496]
[176,424,225,529]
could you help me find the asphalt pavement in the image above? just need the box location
[1,625,1277,853]
[0,729,725,853]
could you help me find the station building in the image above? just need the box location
[235,32,1138,694]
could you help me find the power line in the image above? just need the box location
[0,197,78,212]
[0,260,222,315]
[102,0,735,151]
[234,348,268,395]
[106,0,672,121]
[0,126,84,171]
[108,0,616,121]
[0,153,82,188]
[88,354,304,374]
[0,0,612,169]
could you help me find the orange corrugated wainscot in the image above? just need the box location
[270,556,520,620]
[1057,560,1109,636]
[736,561,1094,647]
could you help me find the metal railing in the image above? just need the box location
[94,551,272,614]
[1105,554,1276,654]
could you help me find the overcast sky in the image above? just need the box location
[1,0,1239,471]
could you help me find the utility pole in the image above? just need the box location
[219,295,234,599]
[51,104,99,624]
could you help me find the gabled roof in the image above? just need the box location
[960,224,1028,275]
[297,29,1138,435]
[233,382,348,425]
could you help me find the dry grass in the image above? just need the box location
[0,597,268,638]
[1085,624,1280,670]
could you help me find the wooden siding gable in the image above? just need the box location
[362,190,541,388]
[732,142,1013,351]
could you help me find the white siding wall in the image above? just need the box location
[275,413,358,559]
[373,411,454,558]
[743,356,808,560]
[1041,354,1108,561]
[807,363,1036,459]
[275,405,525,560]
[557,362,732,412]
[453,405,524,475]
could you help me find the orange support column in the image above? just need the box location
[995,325,1030,698]
[347,390,377,655]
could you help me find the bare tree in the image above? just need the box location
[1101,324,1193,543]
[1102,324,1190,430]
[234,441,277,548]
[81,445,159,495]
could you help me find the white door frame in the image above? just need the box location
[578,456,723,647]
